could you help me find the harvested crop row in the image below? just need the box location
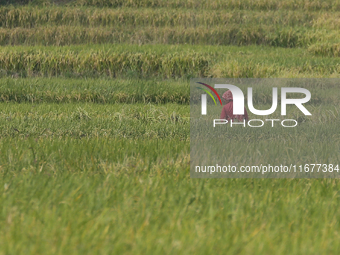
[0,25,330,47]
[0,7,317,28]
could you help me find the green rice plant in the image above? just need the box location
[0,96,339,254]
[210,60,340,78]
[0,0,339,253]
[2,167,340,254]
[0,103,190,139]
[312,12,340,29]
[0,4,339,48]
[0,7,318,28]
[308,43,340,57]
[210,60,282,78]
[3,0,340,11]
[0,25,330,47]
[1,44,340,78]
[2,77,340,105]
[0,48,211,77]
[0,137,189,174]
[67,0,340,11]
[0,77,190,104]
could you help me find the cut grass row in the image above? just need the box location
[0,45,340,78]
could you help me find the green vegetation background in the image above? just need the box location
[0,0,340,254]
